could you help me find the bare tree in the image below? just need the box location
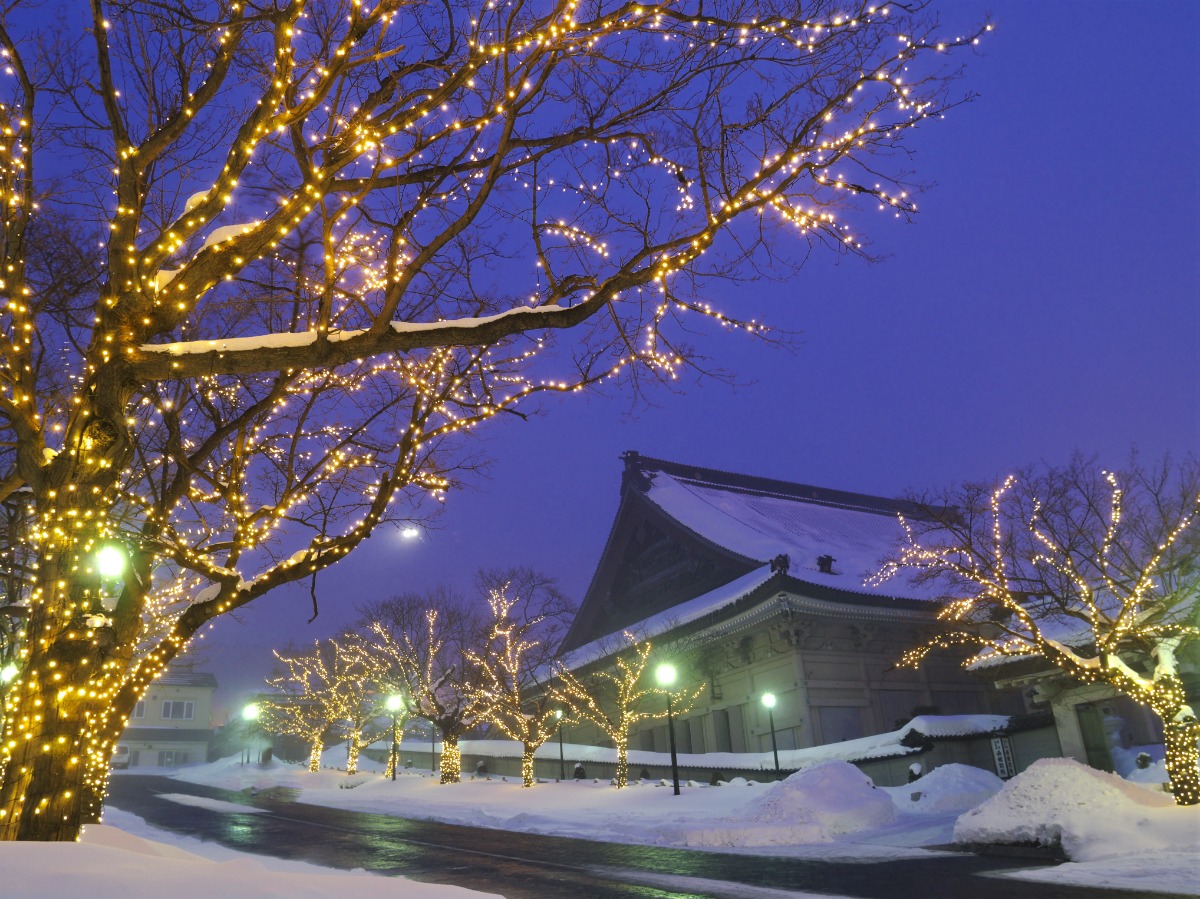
[262,636,382,774]
[467,571,573,787]
[875,456,1200,806]
[554,632,703,788]
[0,0,988,838]
[359,589,490,783]
[261,644,342,773]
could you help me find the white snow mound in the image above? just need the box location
[954,757,1195,861]
[883,763,1005,814]
[672,760,895,847]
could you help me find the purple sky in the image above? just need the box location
[191,1,1200,713]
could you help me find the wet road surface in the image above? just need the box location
[106,776,1175,899]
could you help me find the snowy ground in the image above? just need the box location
[0,806,497,899]
[2,753,1195,897]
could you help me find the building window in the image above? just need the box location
[162,700,194,720]
[157,750,189,767]
[133,700,145,719]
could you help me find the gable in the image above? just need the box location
[561,452,946,654]
[560,491,753,651]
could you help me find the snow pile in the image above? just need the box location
[954,758,1194,860]
[1124,760,1170,786]
[671,761,896,847]
[882,764,1005,814]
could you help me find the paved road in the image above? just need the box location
[106,776,1172,899]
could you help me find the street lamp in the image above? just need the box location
[386,695,404,781]
[655,663,680,796]
[95,544,126,578]
[554,709,566,781]
[241,703,260,766]
[761,693,781,779]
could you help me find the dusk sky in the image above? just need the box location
[190,1,1200,712]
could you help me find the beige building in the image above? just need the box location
[557,453,1026,769]
[117,664,217,769]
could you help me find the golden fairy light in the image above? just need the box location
[875,463,1200,806]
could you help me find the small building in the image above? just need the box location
[972,640,1181,775]
[117,664,217,768]
[557,453,1029,777]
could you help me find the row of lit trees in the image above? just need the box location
[257,568,704,788]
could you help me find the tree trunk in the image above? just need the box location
[0,641,118,840]
[1150,675,1200,806]
[613,736,629,788]
[439,735,460,784]
[520,744,535,787]
[308,740,322,773]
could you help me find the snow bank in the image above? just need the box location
[882,763,1005,815]
[672,761,896,847]
[954,757,1194,861]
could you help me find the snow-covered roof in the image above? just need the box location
[638,460,943,602]
[560,565,778,671]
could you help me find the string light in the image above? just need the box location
[875,465,1200,806]
[552,633,703,788]
[464,586,562,788]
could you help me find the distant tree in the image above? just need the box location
[262,637,382,774]
[467,571,573,787]
[260,647,335,774]
[0,0,988,839]
[359,590,490,783]
[554,633,703,788]
[876,456,1200,805]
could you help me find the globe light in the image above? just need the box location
[400,526,421,540]
[95,544,126,578]
[0,663,17,684]
[242,703,260,722]
[655,663,677,688]
[762,692,777,709]
[386,694,404,712]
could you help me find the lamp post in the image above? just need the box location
[386,695,404,781]
[655,663,680,796]
[430,720,437,774]
[761,693,781,779]
[241,703,260,766]
[554,709,566,781]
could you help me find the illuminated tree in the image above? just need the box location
[261,636,382,773]
[359,590,489,783]
[467,572,572,787]
[554,632,702,788]
[0,0,988,838]
[876,457,1200,806]
[261,646,339,774]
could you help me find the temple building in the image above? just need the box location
[558,452,1025,757]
